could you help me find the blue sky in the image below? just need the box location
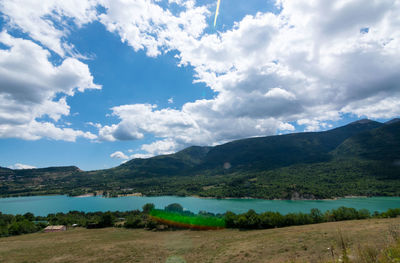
[0,0,399,170]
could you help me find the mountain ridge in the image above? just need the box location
[1,119,399,199]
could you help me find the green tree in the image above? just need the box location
[310,208,323,223]
[8,220,37,235]
[224,211,237,228]
[98,212,115,227]
[23,212,35,221]
[243,209,260,229]
[332,207,358,221]
[358,209,371,219]
[165,203,183,213]
[142,203,155,214]
[0,226,9,237]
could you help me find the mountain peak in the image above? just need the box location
[385,118,400,125]
[349,119,374,125]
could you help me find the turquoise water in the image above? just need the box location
[0,195,399,216]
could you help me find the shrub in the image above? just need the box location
[358,209,371,219]
[98,212,115,227]
[165,203,183,213]
[124,215,145,228]
[142,203,155,214]
[8,220,37,235]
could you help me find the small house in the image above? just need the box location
[44,225,66,232]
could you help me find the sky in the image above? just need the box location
[0,0,399,171]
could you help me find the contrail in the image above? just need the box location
[213,0,221,27]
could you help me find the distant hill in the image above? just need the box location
[334,120,400,161]
[385,118,400,125]
[114,146,212,177]
[111,119,383,177]
[1,119,399,199]
[198,119,383,172]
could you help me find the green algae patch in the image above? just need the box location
[149,209,225,230]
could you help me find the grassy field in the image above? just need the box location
[0,217,399,263]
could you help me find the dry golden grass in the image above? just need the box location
[0,217,399,263]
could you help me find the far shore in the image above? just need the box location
[74,193,95,198]
[189,195,370,201]
[0,193,385,201]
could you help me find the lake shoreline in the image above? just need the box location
[0,193,383,201]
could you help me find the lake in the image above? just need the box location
[0,195,399,216]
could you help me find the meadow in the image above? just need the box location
[0,217,399,263]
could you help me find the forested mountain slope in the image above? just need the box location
[1,119,399,199]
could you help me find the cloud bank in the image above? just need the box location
[1,0,399,157]
[97,0,400,157]
[0,31,99,141]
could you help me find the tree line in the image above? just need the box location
[225,207,400,229]
[1,204,400,237]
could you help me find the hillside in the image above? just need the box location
[333,120,400,162]
[1,119,399,198]
[0,217,399,263]
[93,119,384,180]
[198,119,383,172]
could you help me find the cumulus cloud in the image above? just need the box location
[2,0,400,156]
[111,139,177,161]
[129,153,154,159]
[9,163,36,169]
[0,0,100,56]
[97,0,400,157]
[0,31,100,141]
[98,0,209,57]
[110,151,129,160]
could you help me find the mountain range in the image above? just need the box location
[1,119,399,199]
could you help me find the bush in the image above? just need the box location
[124,215,145,228]
[224,206,391,230]
[0,226,9,237]
[310,208,324,223]
[331,207,353,221]
[384,208,400,218]
[145,218,158,229]
[8,220,37,235]
[224,211,237,228]
[23,212,35,221]
[358,209,371,219]
[242,209,260,229]
[259,211,284,228]
[98,212,115,227]
[165,203,183,213]
[142,203,155,214]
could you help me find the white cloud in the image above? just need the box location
[0,0,100,56]
[2,0,400,156]
[297,119,327,132]
[98,0,209,57]
[278,122,295,131]
[129,153,154,159]
[97,0,400,156]
[0,120,96,141]
[265,88,296,101]
[9,163,36,169]
[111,139,177,161]
[140,138,177,156]
[168,97,174,104]
[0,31,99,141]
[110,151,129,160]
